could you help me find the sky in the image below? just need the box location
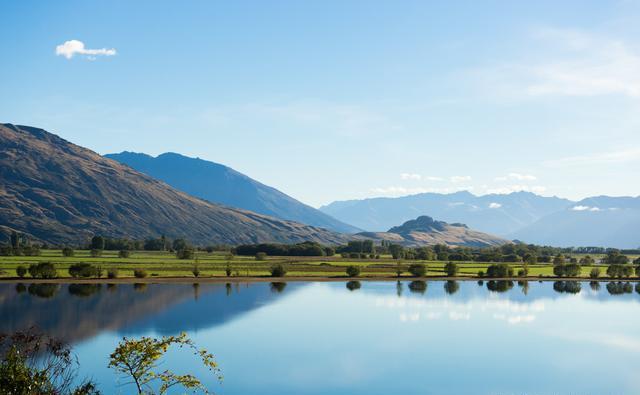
[1,0,639,207]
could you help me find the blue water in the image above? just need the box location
[2,280,640,394]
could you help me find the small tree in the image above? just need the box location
[28,262,57,279]
[118,250,131,258]
[346,265,361,277]
[270,264,286,277]
[589,267,601,279]
[192,265,201,278]
[15,266,26,279]
[108,332,221,395]
[225,264,232,277]
[107,268,119,279]
[255,252,267,261]
[62,247,74,257]
[408,263,427,277]
[90,235,105,250]
[134,269,148,279]
[444,262,458,277]
[176,248,195,260]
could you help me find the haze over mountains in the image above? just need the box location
[322,192,640,248]
[0,124,348,245]
[105,151,359,234]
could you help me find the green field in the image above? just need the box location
[1,249,637,280]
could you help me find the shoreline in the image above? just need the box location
[0,275,638,284]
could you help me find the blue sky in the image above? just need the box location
[1,1,639,207]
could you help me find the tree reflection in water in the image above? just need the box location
[346,281,361,291]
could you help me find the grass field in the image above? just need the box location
[0,249,637,280]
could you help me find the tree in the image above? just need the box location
[68,263,100,278]
[346,265,361,277]
[9,231,19,249]
[15,266,26,279]
[62,247,74,257]
[408,263,427,277]
[192,265,201,278]
[90,249,102,258]
[133,269,147,279]
[176,248,195,260]
[172,238,189,251]
[118,250,131,258]
[255,252,267,261]
[108,332,221,395]
[444,262,458,277]
[90,235,105,251]
[28,262,58,279]
[270,264,287,277]
[395,261,404,278]
[389,244,404,260]
[486,263,513,278]
[580,255,595,265]
[553,254,566,265]
[589,267,601,279]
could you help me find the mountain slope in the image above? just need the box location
[105,151,360,234]
[511,197,640,248]
[0,124,349,245]
[321,191,573,236]
[356,215,508,247]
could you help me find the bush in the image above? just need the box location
[192,265,201,278]
[225,264,232,277]
[346,265,361,277]
[517,269,526,277]
[255,252,267,261]
[68,263,100,278]
[118,250,131,258]
[90,249,102,257]
[607,264,632,278]
[133,269,148,279]
[589,267,601,279]
[16,265,27,278]
[62,247,74,257]
[444,262,458,277]
[477,270,484,278]
[408,263,427,277]
[487,263,512,278]
[564,263,581,277]
[270,264,287,277]
[176,248,195,260]
[28,262,58,279]
[107,268,119,279]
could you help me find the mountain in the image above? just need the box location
[356,215,508,247]
[511,196,640,248]
[320,191,573,236]
[105,151,360,234]
[0,124,349,246]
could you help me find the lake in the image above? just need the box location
[2,280,640,394]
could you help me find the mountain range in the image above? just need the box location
[356,215,507,247]
[0,124,348,246]
[105,151,359,234]
[321,192,640,248]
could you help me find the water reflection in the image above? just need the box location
[346,281,361,291]
[486,280,513,293]
[408,280,427,294]
[444,280,459,295]
[553,281,581,294]
[28,283,59,298]
[590,281,600,291]
[270,282,287,293]
[68,284,102,297]
[606,282,633,295]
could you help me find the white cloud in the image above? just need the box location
[544,148,640,167]
[450,175,472,183]
[400,173,421,180]
[425,176,444,181]
[495,173,537,182]
[485,185,547,194]
[572,205,601,212]
[489,202,502,209]
[55,40,116,59]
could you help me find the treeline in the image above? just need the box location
[234,242,335,257]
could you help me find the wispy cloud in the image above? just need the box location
[572,205,601,212]
[450,175,472,183]
[400,173,421,180]
[494,173,537,182]
[486,185,547,194]
[544,148,640,167]
[56,40,116,60]
[488,202,502,209]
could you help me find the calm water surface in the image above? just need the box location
[2,280,640,394]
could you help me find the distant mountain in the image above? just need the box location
[105,151,360,234]
[0,124,349,246]
[356,215,508,247]
[321,191,573,236]
[510,196,640,248]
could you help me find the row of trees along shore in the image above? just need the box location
[2,231,639,266]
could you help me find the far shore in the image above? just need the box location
[1,275,638,284]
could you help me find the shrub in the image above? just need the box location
[90,249,102,258]
[255,252,267,261]
[118,250,131,258]
[444,262,458,277]
[28,262,58,279]
[62,247,74,257]
[68,263,99,278]
[486,263,513,278]
[192,265,201,278]
[408,263,427,277]
[346,265,361,277]
[107,268,119,279]
[225,264,232,277]
[607,264,632,278]
[477,270,484,278]
[635,265,640,277]
[176,248,195,260]
[589,267,601,279]
[270,264,287,277]
[133,269,148,279]
[564,263,581,277]
[16,265,27,278]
